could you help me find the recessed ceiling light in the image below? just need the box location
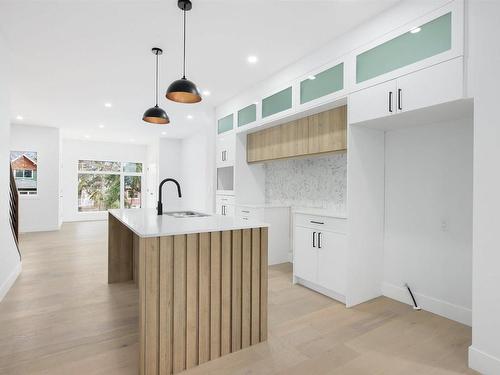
[247,55,258,64]
[16,115,23,120]
[187,115,193,120]
[161,131,167,136]
[308,75,316,80]
[104,102,112,108]
[84,134,90,139]
[98,124,105,129]
[410,27,421,34]
[202,90,211,96]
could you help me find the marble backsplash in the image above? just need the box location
[264,153,347,212]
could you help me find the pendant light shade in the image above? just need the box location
[143,105,169,124]
[166,77,201,103]
[143,47,170,125]
[166,0,202,104]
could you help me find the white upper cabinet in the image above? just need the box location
[349,57,464,125]
[350,0,463,92]
[216,133,235,167]
[396,56,464,114]
[348,80,397,124]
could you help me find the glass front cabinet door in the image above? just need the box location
[352,1,463,90]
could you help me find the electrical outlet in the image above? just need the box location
[441,220,448,232]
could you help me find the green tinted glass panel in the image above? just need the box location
[356,12,452,83]
[300,63,344,104]
[237,104,257,127]
[217,114,233,134]
[262,87,292,118]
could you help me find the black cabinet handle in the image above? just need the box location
[310,220,324,225]
[398,89,402,111]
[312,231,316,248]
[318,232,322,249]
[389,91,393,113]
[242,210,250,213]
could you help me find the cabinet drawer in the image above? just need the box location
[216,195,235,205]
[294,213,347,233]
[235,206,262,221]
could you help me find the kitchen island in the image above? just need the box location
[108,209,269,375]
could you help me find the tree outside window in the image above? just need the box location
[78,160,143,212]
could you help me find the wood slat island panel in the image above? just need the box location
[115,226,268,375]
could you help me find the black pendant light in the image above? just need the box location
[143,47,170,124]
[166,0,202,104]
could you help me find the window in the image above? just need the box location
[78,160,143,212]
[10,151,38,195]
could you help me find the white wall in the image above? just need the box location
[158,138,183,212]
[61,139,147,222]
[181,131,213,212]
[467,1,500,373]
[0,34,21,301]
[157,129,215,214]
[10,124,60,232]
[383,119,473,326]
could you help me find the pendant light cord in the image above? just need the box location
[183,9,186,79]
[155,52,159,106]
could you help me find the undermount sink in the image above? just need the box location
[164,211,210,218]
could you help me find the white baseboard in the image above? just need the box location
[0,262,22,302]
[382,282,471,326]
[469,346,500,374]
[295,276,346,304]
[20,224,60,233]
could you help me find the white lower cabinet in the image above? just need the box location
[316,230,347,295]
[236,205,291,265]
[216,195,235,216]
[294,226,318,282]
[293,213,347,303]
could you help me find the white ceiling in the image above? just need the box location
[0,0,398,144]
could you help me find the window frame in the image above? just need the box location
[77,159,144,213]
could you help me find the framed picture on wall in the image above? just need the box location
[10,151,38,195]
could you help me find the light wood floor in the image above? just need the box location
[0,221,476,375]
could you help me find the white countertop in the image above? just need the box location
[292,207,348,219]
[109,209,269,238]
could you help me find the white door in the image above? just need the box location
[348,80,397,124]
[396,57,463,114]
[293,226,317,282]
[317,230,347,295]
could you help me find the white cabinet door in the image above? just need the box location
[216,195,234,216]
[349,80,397,124]
[396,57,463,114]
[293,226,317,283]
[317,230,347,295]
[216,134,235,167]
